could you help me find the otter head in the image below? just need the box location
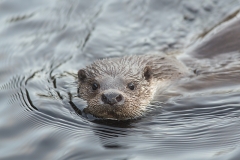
[77,57,156,120]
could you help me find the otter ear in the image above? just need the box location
[78,69,87,82]
[143,66,152,81]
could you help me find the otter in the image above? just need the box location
[78,54,190,120]
[77,15,240,120]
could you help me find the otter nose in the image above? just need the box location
[101,92,124,105]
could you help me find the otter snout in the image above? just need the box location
[101,90,125,106]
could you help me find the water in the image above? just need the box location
[0,0,240,159]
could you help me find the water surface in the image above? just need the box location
[0,0,240,160]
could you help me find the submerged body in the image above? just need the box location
[78,54,189,120]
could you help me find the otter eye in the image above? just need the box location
[91,83,99,90]
[127,82,135,90]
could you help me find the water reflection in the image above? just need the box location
[0,0,240,160]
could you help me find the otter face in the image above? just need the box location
[78,60,155,120]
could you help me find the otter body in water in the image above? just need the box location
[77,15,240,120]
[78,55,189,120]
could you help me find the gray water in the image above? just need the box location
[0,0,240,160]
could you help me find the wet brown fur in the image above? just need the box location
[78,54,188,120]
